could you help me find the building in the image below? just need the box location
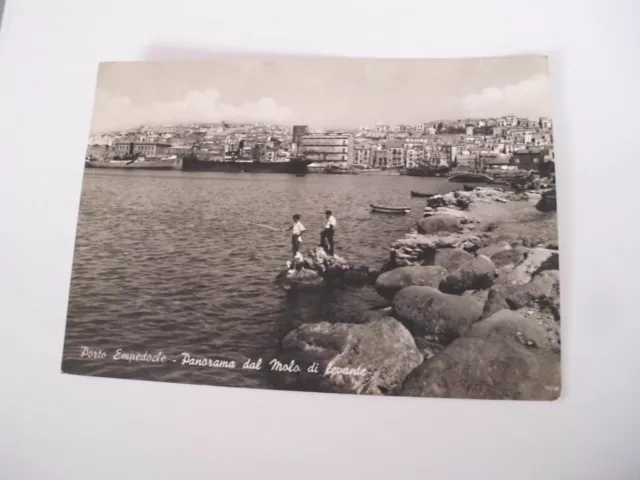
[480,154,514,170]
[353,145,373,167]
[113,142,171,158]
[440,145,458,165]
[511,147,550,171]
[371,148,386,168]
[455,153,479,170]
[466,126,474,136]
[405,147,425,168]
[539,117,552,130]
[291,125,309,155]
[385,145,405,167]
[298,133,354,164]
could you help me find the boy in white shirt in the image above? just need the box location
[283,214,306,255]
[321,210,337,256]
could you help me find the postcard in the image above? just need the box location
[62,56,560,400]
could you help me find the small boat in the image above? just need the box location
[410,190,437,198]
[370,204,411,214]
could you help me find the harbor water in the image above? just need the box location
[62,170,455,389]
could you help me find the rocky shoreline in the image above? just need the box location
[273,186,560,401]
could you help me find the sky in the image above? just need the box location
[90,55,551,133]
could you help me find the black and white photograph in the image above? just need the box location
[62,56,560,400]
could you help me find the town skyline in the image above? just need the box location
[90,56,551,133]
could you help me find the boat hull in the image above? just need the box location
[85,160,181,170]
[370,204,411,214]
[410,191,436,198]
[181,155,312,174]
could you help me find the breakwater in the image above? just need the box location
[273,186,561,400]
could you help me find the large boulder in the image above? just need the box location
[481,284,517,319]
[462,288,490,306]
[431,248,474,271]
[343,265,378,286]
[390,233,482,267]
[467,309,554,349]
[393,286,484,344]
[433,207,472,219]
[276,317,423,395]
[439,255,496,294]
[490,246,530,268]
[498,248,559,285]
[375,265,449,300]
[307,247,350,275]
[508,270,560,318]
[415,215,464,235]
[276,268,325,291]
[482,269,561,319]
[536,189,557,212]
[477,241,512,258]
[399,310,561,400]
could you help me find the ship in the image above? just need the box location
[180,154,313,174]
[85,155,182,171]
[181,139,313,174]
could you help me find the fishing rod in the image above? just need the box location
[239,220,283,232]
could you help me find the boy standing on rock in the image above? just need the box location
[283,214,306,255]
[321,210,337,256]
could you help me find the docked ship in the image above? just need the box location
[180,154,313,174]
[85,155,182,170]
[181,138,313,174]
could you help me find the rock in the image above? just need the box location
[462,288,490,306]
[431,248,474,271]
[515,308,561,352]
[308,247,350,275]
[536,189,557,212]
[414,337,444,360]
[354,307,393,324]
[425,188,512,212]
[468,309,551,349]
[278,247,378,289]
[343,265,377,286]
[490,246,530,268]
[393,286,484,344]
[482,270,561,320]
[477,241,512,258]
[502,248,559,285]
[433,207,471,219]
[400,332,561,400]
[375,265,449,300]
[508,270,560,318]
[422,207,436,217]
[415,215,464,235]
[439,255,496,294]
[276,268,325,291]
[389,233,482,267]
[277,317,423,395]
[481,284,516,319]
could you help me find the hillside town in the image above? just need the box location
[87,114,555,174]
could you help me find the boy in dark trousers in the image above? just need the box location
[320,210,337,256]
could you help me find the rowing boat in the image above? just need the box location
[370,204,411,214]
[410,190,437,198]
